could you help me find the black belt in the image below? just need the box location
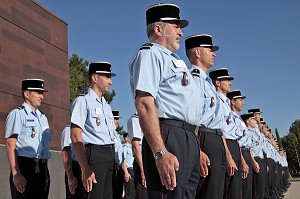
[241,147,250,152]
[85,143,114,148]
[199,127,223,136]
[159,118,197,133]
[18,156,47,164]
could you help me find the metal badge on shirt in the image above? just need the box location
[210,97,215,107]
[182,72,189,86]
[31,127,36,138]
[226,116,231,124]
[95,108,102,126]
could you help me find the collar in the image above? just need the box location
[217,91,228,103]
[152,43,180,59]
[22,102,42,116]
[88,88,107,104]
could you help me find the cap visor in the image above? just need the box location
[179,20,188,28]
[212,46,219,52]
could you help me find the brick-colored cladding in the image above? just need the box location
[0,0,69,150]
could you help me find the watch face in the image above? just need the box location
[153,148,167,159]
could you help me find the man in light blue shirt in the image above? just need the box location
[5,78,51,199]
[239,113,256,199]
[248,108,266,199]
[112,110,125,199]
[71,62,116,199]
[122,133,136,199]
[227,89,249,199]
[127,112,148,199]
[129,3,201,199]
[209,68,240,199]
[61,124,86,199]
[185,34,226,199]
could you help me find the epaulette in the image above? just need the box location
[16,106,25,110]
[191,69,200,77]
[140,43,153,50]
[16,106,27,114]
[39,109,45,115]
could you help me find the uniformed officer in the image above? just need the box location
[239,113,256,199]
[248,108,266,199]
[61,124,86,199]
[122,133,136,199]
[127,112,148,199]
[112,110,125,199]
[5,78,51,199]
[185,34,227,199]
[209,69,240,199]
[260,122,273,198]
[226,89,249,199]
[129,3,202,199]
[71,61,116,199]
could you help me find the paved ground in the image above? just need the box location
[283,180,300,199]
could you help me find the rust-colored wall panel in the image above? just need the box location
[0,0,69,150]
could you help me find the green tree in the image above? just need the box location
[104,90,116,104]
[275,128,283,149]
[284,133,300,173]
[69,53,89,103]
[289,120,300,144]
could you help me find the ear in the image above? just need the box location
[24,90,30,99]
[195,48,201,58]
[154,24,163,36]
[91,74,97,83]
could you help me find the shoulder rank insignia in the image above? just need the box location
[140,43,153,50]
[191,69,200,77]
[16,106,25,110]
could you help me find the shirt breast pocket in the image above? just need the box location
[90,111,104,130]
[170,67,192,91]
[22,121,38,139]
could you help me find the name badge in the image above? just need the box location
[172,60,187,68]
[96,108,102,115]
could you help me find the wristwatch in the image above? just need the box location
[153,148,168,160]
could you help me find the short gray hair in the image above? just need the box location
[146,21,167,38]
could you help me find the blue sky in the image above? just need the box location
[36,0,300,137]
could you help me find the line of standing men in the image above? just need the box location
[4,2,290,199]
[129,2,290,199]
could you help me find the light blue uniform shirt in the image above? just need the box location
[71,88,116,145]
[261,134,271,158]
[123,143,135,169]
[249,127,264,159]
[237,117,252,148]
[60,125,78,161]
[129,43,202,125]
[218,92,240,140]
[274,150,280,163]
[114,130,124,165]
[127,113,143,150]
[5,102,51,159]
[190,66,224,130]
